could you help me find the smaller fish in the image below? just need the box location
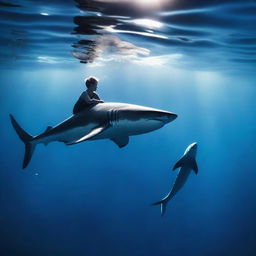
[152,142,198,215]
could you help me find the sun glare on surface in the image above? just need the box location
[97,0,169,8]
[133,19,163,29]
[134,0,168,8]
[136,0,159,3]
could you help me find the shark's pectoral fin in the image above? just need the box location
[66,123,110,145]
[172,155,187,170]
[190,159,198,174]
[111,136,129,148]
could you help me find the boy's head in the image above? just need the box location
[85,76,99,90]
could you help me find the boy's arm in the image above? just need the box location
[81,91,103,104]
[91,92,100,100]
[91,92,104,103]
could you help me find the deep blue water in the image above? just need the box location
[0,1,256,256]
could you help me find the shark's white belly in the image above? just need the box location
[93,119,165,139]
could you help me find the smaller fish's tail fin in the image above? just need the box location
[10,114,36,169]
[152,198,169,216]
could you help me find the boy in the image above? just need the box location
[73,76,103,114]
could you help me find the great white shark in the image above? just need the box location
[10,102,177,169]
[152,142,198,215]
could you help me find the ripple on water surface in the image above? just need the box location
[0,0,255,72]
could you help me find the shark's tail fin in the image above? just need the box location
[152,198,169,216]
[10,114,35,169]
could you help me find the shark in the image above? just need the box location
[152,142,198,215]
[10,102,177,169]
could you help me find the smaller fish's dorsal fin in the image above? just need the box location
[66,123,110,145]
[172,156,199,174]
[172,155,187,171]
[45,126,52,133]
[111,136,129,148]
[190,159,198,174]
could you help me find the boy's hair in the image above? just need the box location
[85,76,99,88]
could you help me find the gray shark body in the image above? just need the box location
[10,102,177,169]
[152,142,198,215]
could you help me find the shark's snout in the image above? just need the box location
[167,112,178,122]
[154,112,178,123]
[121,109,178,124]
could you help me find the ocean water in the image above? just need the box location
[0,1,256,256]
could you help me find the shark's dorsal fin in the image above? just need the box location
[111,136,129,148]
[66,124,110,145]
[172,155,187,171]
[45,126,52,133]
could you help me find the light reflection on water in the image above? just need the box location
[0,0,255,72]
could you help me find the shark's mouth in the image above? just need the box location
[151,118,166,122]
[151,116,175,124]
